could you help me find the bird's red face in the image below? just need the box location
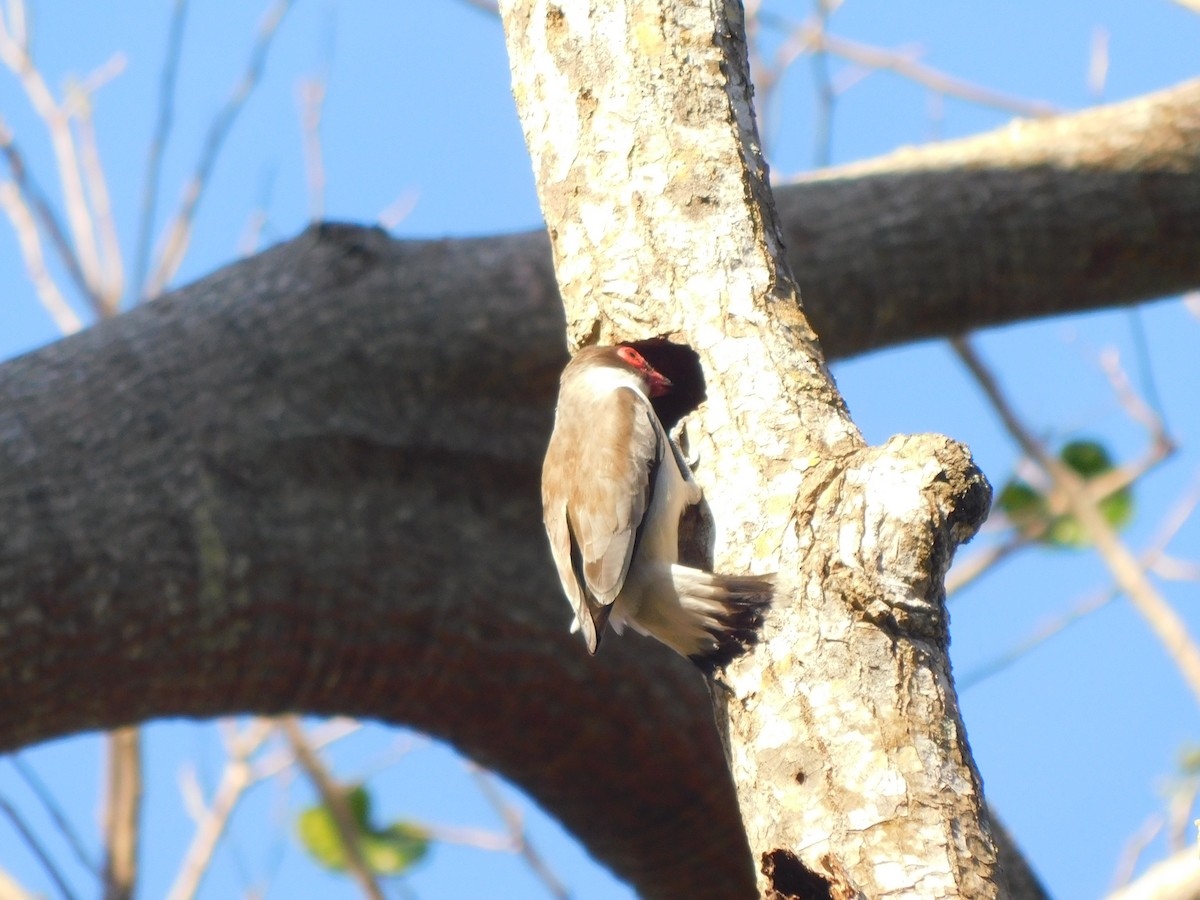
[617,346,672,397]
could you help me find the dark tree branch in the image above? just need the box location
[1,77,1198,898]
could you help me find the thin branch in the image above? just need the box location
[143,0,294,300]
[0,180,83,333]
[167,719,275,900]
[0,794,78,900]
[756,10,1059,119]
[1153,555,1200,581]
[67,62,127,315]
[297,77,327,222]
[809,0,835,168]
[0,867,35,900]
[1088,26,1109,100]
[1110,814,1164,892]
[133,0,189,304]
[961,472,1200,689]
[471,767,569,900]
[376,189,419,230]
[818,30,1060,117]
[953,336,1200,705]
[945,532,1030,596]
[951,342,1174,598]
[102,727,142,900]
[0,116,97,310]
[958,581,1119,690]
[8,754,97,876]
[280,717,385,900]
[0,0,106,301]
[297,8,334,224]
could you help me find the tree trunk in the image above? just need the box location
[1,73,1198,900]
[499,0,994,897]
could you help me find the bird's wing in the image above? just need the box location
[542,386,663,652]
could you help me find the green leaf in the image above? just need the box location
[298,803,350,871]
[362,822,431,874]
[296,784,432,876]
[1180,744,1200,776]
[1060,440,1115,478]
[996,480,1045,529]
[998,439,1135,548]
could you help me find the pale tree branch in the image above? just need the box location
[0,794,78,900]
[134,0,189,303]
[280,717,385,900]
[167,719,275,900]
[65,60,126,314]
[0,116,98,312]
[755,9,1059,119]
[953,336,1200,705]
[470,767,569,900]
[8,754,98,877]
[961,470,1200,689]
[144,0,293,300]
[101,726,141,900]
[0,180,83,333]
[168,716,361,899]
[297,78,327,223]
[0,868,35,900]
[0,0,107,304]
[950,343,1176,596]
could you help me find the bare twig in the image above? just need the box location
[0,0,108,304]
[1110,814,1164,891]
[471,767,569,899]
[809,0,835,168]
[951,344,1174,597]
[8,754,97,876]
[102,727,142,900]
[959,582,1119,689]
[1168,779,1199,852]
[1108,842,1200,900]
[0,868,35,900]
[0,794,78,900]
[946,532,1029,596]
[144,0,294,300]
[168,719,275,900]
[297,77,327,222]
[280,717,385,900]
[755,10,1059,119]
[0,116,97,310]
[953,336,1200,705]
[67,62,127,314]
[962,473,1200,689]
[817,31,1060,117]
[297,8,334,224]
[1153,555,1200,582]
[133,0,190,303]
[1088,26,1109,100]
[0,180,83,333]
[377,189,419,230]
[169,716,362,900]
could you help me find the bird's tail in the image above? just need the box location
[626,565,773,667]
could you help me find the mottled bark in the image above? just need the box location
[0,60,1197,900]
[500,0,995,897]
[0,227,744,898]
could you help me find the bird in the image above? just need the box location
[541,344,772,665]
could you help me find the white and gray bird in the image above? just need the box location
[541,344,772,664]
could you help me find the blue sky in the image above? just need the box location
[1,1,1198,897]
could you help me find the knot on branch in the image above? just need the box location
[821,433,991,643]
